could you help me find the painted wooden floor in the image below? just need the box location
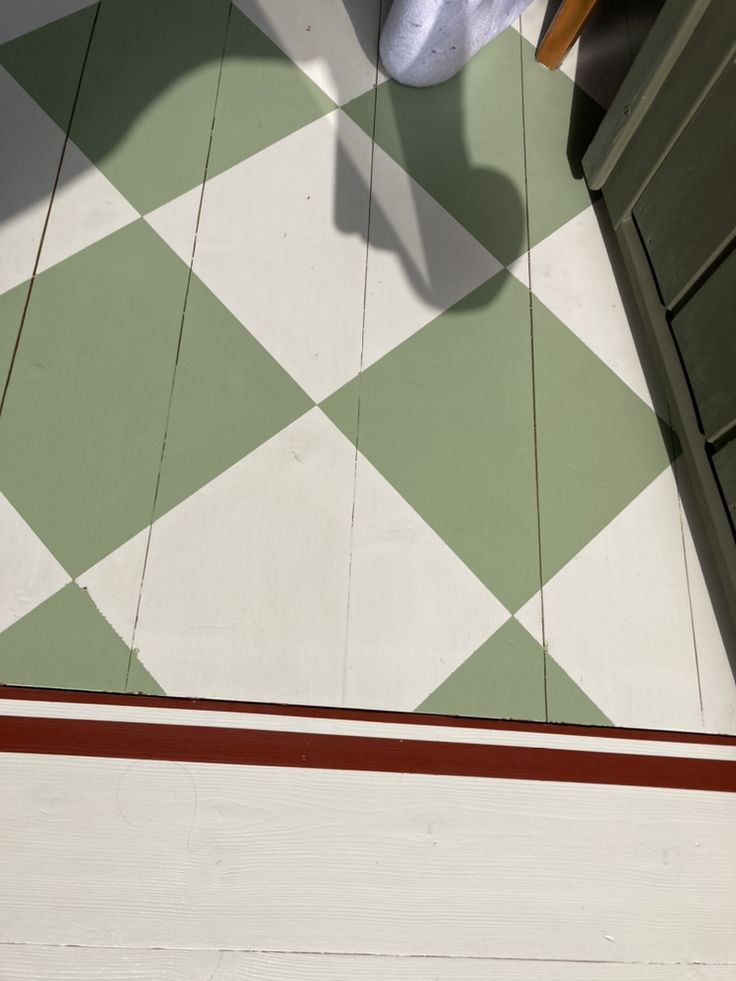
[1,8,734,977]
[1,689,735,977]
[0,0,734,734]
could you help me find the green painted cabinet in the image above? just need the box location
[584,0,736,629]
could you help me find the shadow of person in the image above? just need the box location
[336,0,524,309]
[1,0,523,315]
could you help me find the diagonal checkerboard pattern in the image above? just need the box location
[0,0,733,731]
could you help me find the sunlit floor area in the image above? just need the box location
[1,0,735,733]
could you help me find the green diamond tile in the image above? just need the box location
[0,1,334,215]
[532,294,675,585]
[323,271,675,613]
[417,618,545,720]
[343,28,602,264]
[207,4,336,182]
[0,3,97,130]
[0,219,309,577]
[417,617,610,724]
[546,655,611,726]
[0,582,160,693]
[0,281,26,393]
[323,272,540,612]
[0,221,188,575]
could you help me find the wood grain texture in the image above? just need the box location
[0,946,734,980]
[2,754,735,962]
[535,0,600,70]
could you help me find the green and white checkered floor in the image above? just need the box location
[1,0,734,732]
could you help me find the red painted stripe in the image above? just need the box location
[1,714,735,792]
[2,684,735,746]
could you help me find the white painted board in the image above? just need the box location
[1,753,734,963]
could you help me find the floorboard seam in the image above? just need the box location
[341,0,384,705]
[518,21,548,721]
[126,1,235,688]
[0,941,732,966]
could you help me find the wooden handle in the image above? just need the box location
[535,0,600,70]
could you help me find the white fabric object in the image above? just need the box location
[380,0,532,87]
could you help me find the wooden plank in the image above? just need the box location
[0,4,98,293]
[713,438,736,534]
[8,683,736,745]
[535,0,599,71]
[0,945,734,980]
[675,457,736,737]
[0,4,99,400]
[1,753,735,962]
[4,691,736,757]
[671,248,736,445]
[587,0,736,641]
[633,60,736,308]
[4,711,736,791]
[0,1,95,44]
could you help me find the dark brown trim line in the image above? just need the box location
[2,684,736,746]
[2,715,735,793]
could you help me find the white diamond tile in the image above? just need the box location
[0,491,70,634]
[517,468,704,731]
[234,0,386,105]
[508,201,654,407]
[87,408,355,704]
[0,0,95,44]
[84,408,505,709]
[147,110,500,402]
[146,110,369,403]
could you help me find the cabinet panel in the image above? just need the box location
[633,60,736,308]
[671,247,736,444]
